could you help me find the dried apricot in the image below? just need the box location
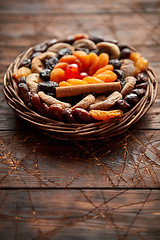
[98,53,109,69]
[134,57,148,75]
[59,55,77,64]
[88,52,99,75]
[67,79,88,85]
[54,62,69,70]
[74,33,89,40]
[129,52,141,62]
[12,67,32,83]
[73,51,89,72]
[83,76,104,84]
[59,81,73,87]
[95,70,117,82]
[93,64,114,76]
[50,68,66,83]
[89,109,123,121]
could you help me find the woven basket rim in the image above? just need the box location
[3,37,158,140]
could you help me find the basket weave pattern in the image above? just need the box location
[3,40,158,140]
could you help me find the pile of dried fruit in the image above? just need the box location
[12,33,149,124]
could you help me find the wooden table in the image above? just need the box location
[0,0,160,239]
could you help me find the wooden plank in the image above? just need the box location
[0,0,159,14]
[0,13,160,47]
[0,129,160,188]
[0,189,160,239]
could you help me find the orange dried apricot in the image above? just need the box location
[54,62,69,70]
[129,52,141,62]
[95,70,117,82]
[59,55,77,64]
[134,57,148,75]
[59,81,73,87]
[88,52,99,75]
[98,53,109,69]
[12,67,32,83]
[93,64,114,76]
[74,33,89,40]
[73,51,89,72]
[50,68,66,83]
[83,76,104,84]
[89,109,123,121]
[67,79,88,85]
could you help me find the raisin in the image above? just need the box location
[72,108,94,123]
[75,48,90,54]
[20,58,31,68]
[40,69,51,81]
[124,93,139,105]
[136,72,148,83]
[34,43,48,53]
[63,36,75,44]
[58,48,73,59]
[38,81,58,93]
[44,56,59,70]
[109,59,121,69]
[136,82,148,89]
[89,36,104,44]
[62,108,77,123]
[132,88,146,98]
[120,48,131,59]
[49,104,64,121]
[116,99,131,112]
[30,51,41,60]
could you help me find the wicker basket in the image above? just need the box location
[3,38,158,140]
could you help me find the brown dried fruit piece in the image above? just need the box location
[120,59,135,77]
[12,67,32,83]
[72,94,95,110]
[121,76,136,96]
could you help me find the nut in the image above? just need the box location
[26,73,43,93]
[73,39,97,50]
[97,42,120,59]
[120,59,135,77]
[47,43,74,53]
[31,52,57,73]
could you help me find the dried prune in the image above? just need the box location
[38,81,58,93]
[47,39,57,47]
[34,43,48,53]
[49,104,64,121]
[20,58,31,68]
[63,36,75,44]
[113,69,124,80]
[72,108,94,123]
[124,93,139,105]
[109,59,121,69]
[44,56,59,70]
[18,82,29,97]
[116,99,131,112]
[62,108,77,123]
[31,93,44,115]
[89,36,104,44]
[136,82,148,89]
[30,52,41,60]
[40,69,51,81]
[136,72,148,83]
[118,43,128,51]
[120,48,131,59]
[132,88,146,98]
[58,48,73,59]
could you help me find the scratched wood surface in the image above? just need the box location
[0,0,160,239]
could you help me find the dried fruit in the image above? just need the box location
[134,57,148,75]
[129,52,141,62]
[95,70,117,82]
[121,76,136,96]
[83,76,104,84]
[62,108,77,123]
[34,43,48,53]
[19,76,26,84]
[31,93,44,115]
[132,88,146,98]
[26,73,43,93]
[79,72,88,79]
[120,59,135,77]
[40,69,51,81]
[124,93,139,105]
[136,82,148,89]
[50,68,66,83]
[54,62,69,71]
[93,65,114,76]
[89,109,123,121]
[89,36,104,44]
[65,64,80,79]
[72,94,95,110]
[47,43,74,53]
[20,58,31,68]
[12,67,32,83]
[97,42,120,59]
[67,79,88,85]
[58,48,73,59]
[59,81,73,87]
[136,72,148,83]
[74,33,89,40]
[73,51,90,72]
[116,99,131,112]
[38,81,58,93]
[73,39,96,51]
[109,59,121,69]
[120,48,131,59]
[98,53,109,69]
[59,55,77,64]
[72,108,94,123]
[18,82,29,99]
[49,104,64,121]
[44,56,59,70]
[88,52,99,75]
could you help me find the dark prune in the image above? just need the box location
[20,58,31,68]
[38,81,58,93]
[120,48,131,59]
[136,72,148,83]
[31,93,44,115]
[72,108,94,123]
[19,76,26,84]
[117,43,128,50]
[114,69,124,80]
[57,48,73,59]
[124,93,139,105]
[40,69,51,81]
[132,88,146,98]
[75,48,90,54]
[109,59,121,69]
[47,39,57,47]
[116,99,131,112]
[90,49,100,55]
[136,82,148,89]
[89,36,104,44]
[49,104,64,121]
[34,43,48,53]
[63,36,75,44]
[44,56,59,70]
[30,52,41,60]
[105,39,118,45]
[18,83,29,97]
[62,108,77,123]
